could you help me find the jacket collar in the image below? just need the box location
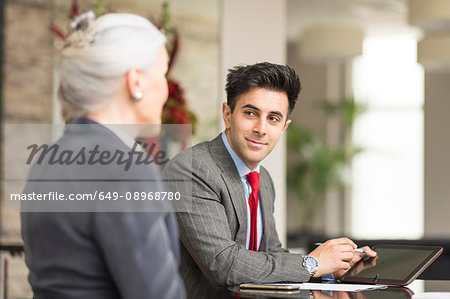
[208,134,270,250]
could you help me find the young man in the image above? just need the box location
[164,62,376,298]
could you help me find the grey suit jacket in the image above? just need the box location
[163,134,310,298]
[21,117,185,299]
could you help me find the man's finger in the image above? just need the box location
[360,246,377,257]
[333,237,357,248]
[340,245,356,253]
[341,261,351,270]
[341,251,354,261]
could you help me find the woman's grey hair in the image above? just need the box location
[57,12,166,120]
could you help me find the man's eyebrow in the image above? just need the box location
[241,104,284,118]
[241,104,260,111]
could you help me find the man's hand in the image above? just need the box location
[334,247,378,279]
[307,238,377,278]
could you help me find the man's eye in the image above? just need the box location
[269,116,280,122]
[245,111,255,116]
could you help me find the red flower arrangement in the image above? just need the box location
[158,2,197,136]
[164,80,197,131]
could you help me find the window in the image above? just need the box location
[351,35,424,239]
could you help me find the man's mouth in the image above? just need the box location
[245,137,268,148]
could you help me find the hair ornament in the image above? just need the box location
[70,11,96,31]
[56,11,97,50]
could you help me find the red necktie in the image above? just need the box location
[246,171,260,251]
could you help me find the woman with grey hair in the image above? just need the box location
[21,12,185,299]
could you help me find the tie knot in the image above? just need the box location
[246,171,260,190]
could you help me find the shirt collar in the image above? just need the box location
[221,131,260,178]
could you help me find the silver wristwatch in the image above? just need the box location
[303,255,318,277]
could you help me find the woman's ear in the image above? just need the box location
[126,68,143,101]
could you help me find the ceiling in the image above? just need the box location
[287,0,420,42]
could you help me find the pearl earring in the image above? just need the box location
[132,91,144,103]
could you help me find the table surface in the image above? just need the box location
[229,280,450,298]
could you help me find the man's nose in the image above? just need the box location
[253,118,267,135]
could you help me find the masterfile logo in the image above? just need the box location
[26,141,169,171]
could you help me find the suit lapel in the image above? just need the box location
[208,135,248,245]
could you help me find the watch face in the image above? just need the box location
[305,256,318,268]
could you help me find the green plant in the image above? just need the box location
[287,97,365,232]
[321,97,366,130]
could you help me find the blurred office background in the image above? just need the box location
[1,0,450,297]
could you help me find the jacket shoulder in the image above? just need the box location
[163,140,219,177]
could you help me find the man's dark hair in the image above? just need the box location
[225,62,302,118]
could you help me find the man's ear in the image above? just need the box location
[126,68,143,100]
[282,119,291,134]
[222,102,232,129]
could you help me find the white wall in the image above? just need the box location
[221,0,288,245]
[424,71,450,238]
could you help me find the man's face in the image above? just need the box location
[223,87,291,170]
